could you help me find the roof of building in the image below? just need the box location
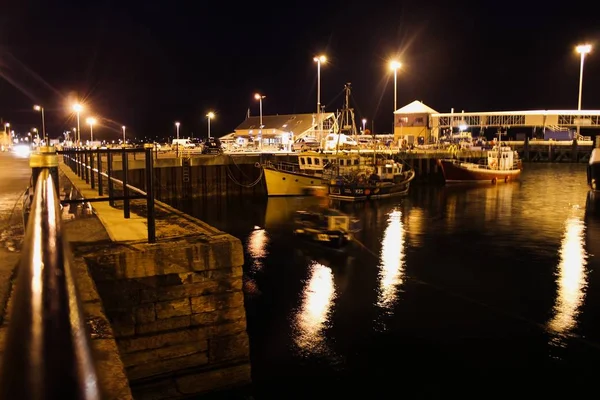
[394,100,438,115]
[235,113,335,134]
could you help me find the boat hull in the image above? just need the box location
[328,174,414,201]
[263,168,325,196]
[588,148,600,192]
[438,159,521,183]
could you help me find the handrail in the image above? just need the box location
[0,168,101,399]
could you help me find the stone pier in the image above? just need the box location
[59,160,251,398]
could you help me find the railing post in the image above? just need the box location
[144,144,156,243]
[90,151,95,189]
[107,151,115,207]
[84,150,89,184]
[76,151,81,177]
[122,150,130,218]
[97,150,103,196]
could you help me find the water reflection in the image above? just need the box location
[547,217,588,335]
[377,209,405,311]
[405,207,425,248]
[247,226,269,271]
[293,261,336,352]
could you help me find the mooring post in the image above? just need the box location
[29,146,59,197]
[144,144,156,243]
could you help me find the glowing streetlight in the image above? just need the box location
[389,60,402,113]
[362,118,367,133]
[33,105,46,144]
[175,121,180,140]
[72,103,83,145]
[206,112,215,139]
[86,117,96,143]
[122,126,126,145]
[254,94,265,150]
[576,44,592,138]
[313,55,327,141]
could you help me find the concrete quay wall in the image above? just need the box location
[59,162,251,399]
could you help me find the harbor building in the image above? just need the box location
[221,112,336,150]
[393,100,439,144]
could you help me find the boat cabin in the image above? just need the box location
[487,145,516,170]
[298,152,364,175]
[372,162,404,181]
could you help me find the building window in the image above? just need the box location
[414,117,424,125]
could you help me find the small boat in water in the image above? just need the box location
[438,130,522,184]
[293,207,360,251]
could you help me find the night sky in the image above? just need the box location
[1,0,598,141]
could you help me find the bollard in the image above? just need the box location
[30,146,59,197]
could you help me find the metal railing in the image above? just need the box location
[59,146,156,243]
[0,166,101,399]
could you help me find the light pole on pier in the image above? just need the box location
[122,126,126,145]
[86,117,96,143]
[33,105,46,144]
[576,44,592,139]
[175,121,180,140]
[313,55,326,143]
[362,118,367,133]
[389,60,402,135]
[254,93,265,150]
[72,103,83,146]
[207,112,215,139]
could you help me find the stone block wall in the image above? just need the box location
[84,234,251,399]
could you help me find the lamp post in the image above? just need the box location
[254,94,265,150]
[389,60,402,135]
[362,118,367,133]
[207,112,215,139]
[33,105,46,144]
[313,55,326,143]
[175,122,180,140]
[86,117,96,143]
[576,44,592,139]
[72,103,83,146]
[122,125,126,145]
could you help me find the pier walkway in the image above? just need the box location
[0,149,251,399]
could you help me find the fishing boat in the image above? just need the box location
[438,130,522,184]
[587,139,600,192]
[293,207,361,251]
[324,83,415,201]
[263,151,366,196]
[327,159,416,201]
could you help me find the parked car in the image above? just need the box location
[291,137,320,152]
[202,137,223,155]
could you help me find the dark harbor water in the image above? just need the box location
[169,163,600,397]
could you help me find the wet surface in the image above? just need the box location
[172,163,600,397]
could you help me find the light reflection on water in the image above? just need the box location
[377,209,405,311]
[171,163,600,389]
[547,216,588,336]
[293,261,336,353]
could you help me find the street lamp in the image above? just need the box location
[389,60,402,136]
[33,105,46,144]
[206,112,215,139]
[362,118,367,133]
[175,122,180,140]
[576,44,592,138]
[86,117,96,143]
[254,93,265,150]
[313,55,327,142]
[72,103,83,146]
[389,60,402,112]
[122,126,126,145]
